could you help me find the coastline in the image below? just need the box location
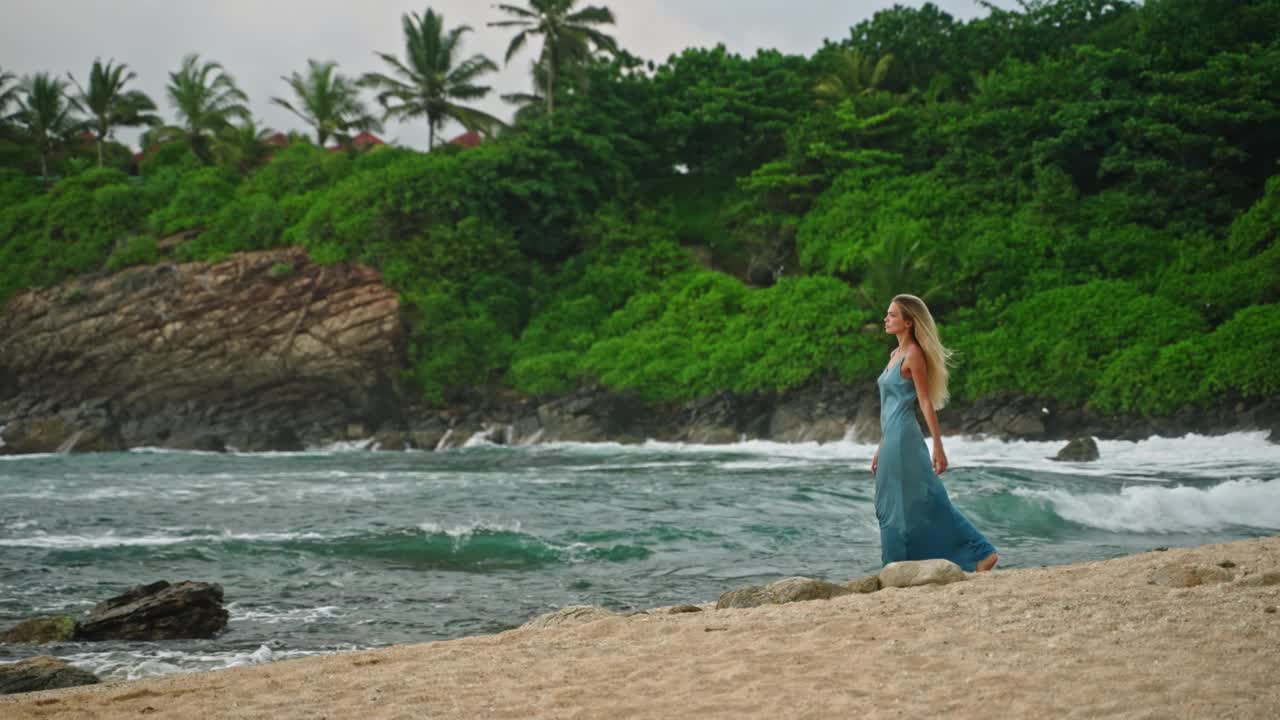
[4,535,1278,719]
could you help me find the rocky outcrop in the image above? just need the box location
[846,575,882,594]
[75,580,228,641]
[0,616,76,644]
[521,606,618,630]
[716,577,852,609]
[1052,437,1100,462]
[879,559,967,588]
[0,656,100,695]
[0,248,403,453]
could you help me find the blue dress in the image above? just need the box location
[874,353,996,571]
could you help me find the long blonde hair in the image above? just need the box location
[892,293,953,409]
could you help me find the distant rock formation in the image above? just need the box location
[0,248,403,452]
[1052,436,1100,462]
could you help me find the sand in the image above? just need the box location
[3,536,1278,719]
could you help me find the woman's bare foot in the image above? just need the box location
[976,553,999,572]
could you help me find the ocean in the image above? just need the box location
[2,432,1277,681]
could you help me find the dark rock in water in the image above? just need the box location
[1052,436,1100,462]
[0,656,100,694]
[75,580,228,641]
[716,577,852,609]
[0,615,76,644]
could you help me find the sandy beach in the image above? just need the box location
[3,535,1278,719]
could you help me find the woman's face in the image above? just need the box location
[884,302,911,335]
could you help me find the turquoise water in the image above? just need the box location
[1,433,1277,680]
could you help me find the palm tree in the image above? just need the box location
[12,73,82,182]
[0,66,19,131]
[361,8,503,150]
[166,54,251,162]
[856,224,944,319]
[814,48,895,104]
[490,0,618,119]
[68,59,161,167]
[212,119,275,175]
[271,60,381,148]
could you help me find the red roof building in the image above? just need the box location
[351,131,385,150]
[448,130,483,149]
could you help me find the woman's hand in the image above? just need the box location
[932,442,948,475]
[871,450,879,476]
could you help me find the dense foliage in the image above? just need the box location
[2,0,1277,413]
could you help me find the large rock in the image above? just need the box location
[1,615,76,644]
[521,606,618,630]
[1149,564,1234,588]
[530,385,656,443]
[0,656,100,695]
[879,559,967,588]
[716,577,852,609]
[75,580,229,641]
[957,395,1048,439]
[0,248,404,454]
[1052,436,1100,462]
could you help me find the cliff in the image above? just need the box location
[0,248,403,452]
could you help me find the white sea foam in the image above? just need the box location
[1014,477,1280,533]
[417,520,525,538]
[226,603,344,625]
[56,644,356,681]
[523,431,1279,482]
[0,529,329,549]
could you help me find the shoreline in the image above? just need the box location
[4,535,1278,719]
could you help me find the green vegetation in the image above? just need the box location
[2,0,1277,414]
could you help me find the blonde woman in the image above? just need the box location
[870,294,999,572]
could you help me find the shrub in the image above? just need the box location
[957,280,1206,404]
[106,235,159,271]
[1206,304,1280,400]
[147,167,238,236]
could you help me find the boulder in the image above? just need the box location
[75,580,228,641]
[879,559,966,588]
[1,615,76,644]
[0,656,100,695]
[846,575,882,594]
[1149,564,1235,588]
[716,576,852,609]
[1052,437,1100,462]
[522,606,618,630]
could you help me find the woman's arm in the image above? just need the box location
[905,348,948,474]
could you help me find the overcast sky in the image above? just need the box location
[3,1,995,150]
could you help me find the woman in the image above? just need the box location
[870,294,998,572]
